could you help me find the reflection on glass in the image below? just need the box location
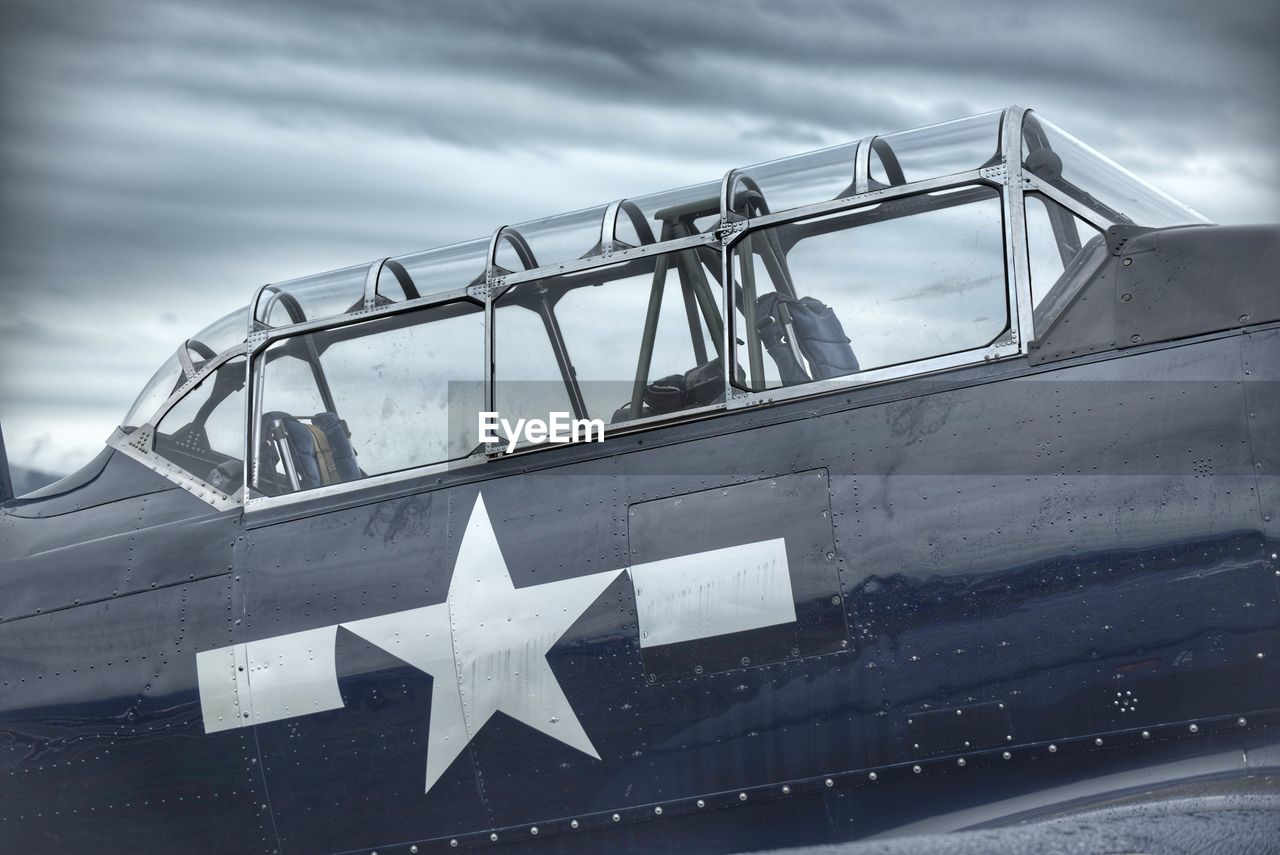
[255,301,484,495]
[733,187,1008,392]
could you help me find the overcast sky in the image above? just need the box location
[1,0,1277,476]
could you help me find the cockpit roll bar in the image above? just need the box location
[601,199,659,254]
[251,284,309,330]
[486,225,540,277]
[361,258,422,310]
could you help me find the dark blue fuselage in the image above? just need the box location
[2,324,1279,853]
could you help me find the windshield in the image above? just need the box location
[122,351,184,428]
[190,306,248,357]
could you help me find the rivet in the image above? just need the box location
[654,807,662,816]
[1189,724,1199,733]
[489,833,498,842]
[1095,737,1103,746]
[868,772,877,781]
[530,826,538,835]
[1257,653,1265,659]
[449,840,457,848]
[957,758,966,767]
[411,847,418,854]
[739,792,747,802]
[612,813,620,823]
[912,765,921,774]
[697,799,706,808]
[1123,257,1132,266]
[824,779,834,788]
[571,820,580,829]
[1239,718,1248,727]
[1048,744,1057,753]
[1002,751,1011,760]
[1142,731,1151,739]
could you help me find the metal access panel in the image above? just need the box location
[627,469,846,682]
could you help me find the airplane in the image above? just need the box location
[1,105,1278,854]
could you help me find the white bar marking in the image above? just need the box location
[243,625,344,725]
[630,538,795,648]
[195,646,242,734]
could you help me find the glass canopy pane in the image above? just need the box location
[618,181,722,244]
[498,205,610,273]
[1022,112,1210,227]
[189,306,248,357]
[730,141,860,216]
[389,238,489,299]
[255,264,368,328]
[869,111,1002,186]
[122,351,184,428]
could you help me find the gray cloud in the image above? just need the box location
[1,0,1277,474]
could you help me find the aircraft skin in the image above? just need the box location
[2,109,1279,853]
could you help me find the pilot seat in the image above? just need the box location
[261,411,360,492]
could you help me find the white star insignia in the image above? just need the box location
[344,495,623,793]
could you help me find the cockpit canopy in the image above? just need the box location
[118,106,1213,505]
